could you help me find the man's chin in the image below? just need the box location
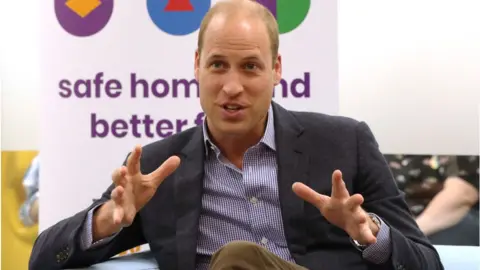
[216,122,251,137]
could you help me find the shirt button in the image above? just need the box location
[261,237,268,245]
[250,197,258,204]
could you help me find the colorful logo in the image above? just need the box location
[147,0,310,36]
[256,0,310,34]
[56,0,310,37]
[147,0,211,36]
[55,0,114,37]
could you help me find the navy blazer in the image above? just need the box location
[29,102,444,270]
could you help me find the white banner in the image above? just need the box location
[39,0,338,252]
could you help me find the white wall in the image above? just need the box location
[1,0,479,154]
[0,0,41,151]
[338,0,480,155]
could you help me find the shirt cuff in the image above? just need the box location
[79,203,122,250]
[352,213,392,264]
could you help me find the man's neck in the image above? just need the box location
[207,117,267,168]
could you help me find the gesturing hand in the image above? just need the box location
[292,170,378,245]
[110,145,181,227]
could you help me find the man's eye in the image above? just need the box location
[245,63,257,70]
[211,62,224,69]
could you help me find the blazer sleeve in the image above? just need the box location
[354,121,444,270]
[28,160,147,270]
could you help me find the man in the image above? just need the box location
[29,1,444,269]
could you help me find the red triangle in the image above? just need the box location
[164,0,194,11]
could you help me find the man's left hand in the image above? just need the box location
[292,170,379,245]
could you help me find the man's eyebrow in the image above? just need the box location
[205,54,263,62]
[206,54,226,60]
[242,55,262,61]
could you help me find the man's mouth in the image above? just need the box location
[223,104,244,112]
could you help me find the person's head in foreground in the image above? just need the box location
[194,0,281,148]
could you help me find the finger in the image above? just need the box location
[292,182,330,209]
[147,156,181,187]
[358,223,377,245]
[352,210,368,225]
[113,205,124,226]
[345,194,364,211]
[349,212,377,245]
[111,186,126,225]
[111,186,125,204]
[331,170,349,199]
[126,145,142,175]
[112,166,127,186]
[111,167,121,184]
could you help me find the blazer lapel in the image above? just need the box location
[272,102,310,255]
[174,127,205,270]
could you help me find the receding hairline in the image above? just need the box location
[197,0,279,64]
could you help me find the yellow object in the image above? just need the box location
[2,151,39,270]
[117,245,142,257]
[65,0,101,18]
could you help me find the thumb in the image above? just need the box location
[292,182,329,210]
[147,156,181,187]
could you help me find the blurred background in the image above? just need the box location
[384,155,479,246]
[1,0,479,269]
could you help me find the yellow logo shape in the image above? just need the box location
[65,0,102,18]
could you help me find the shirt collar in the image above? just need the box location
[202,104,276,156]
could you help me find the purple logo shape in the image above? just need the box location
[55,0,114,37]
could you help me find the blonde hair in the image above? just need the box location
[197,0,279,64]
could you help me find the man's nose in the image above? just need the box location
[221,72,244,96]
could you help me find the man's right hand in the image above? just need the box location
[92,145,181,241]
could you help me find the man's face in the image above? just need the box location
[195,14,282,137]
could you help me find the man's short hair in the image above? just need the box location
[197,0,279,65]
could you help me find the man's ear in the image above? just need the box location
[194,49,200,81]
[273,54,282,85]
